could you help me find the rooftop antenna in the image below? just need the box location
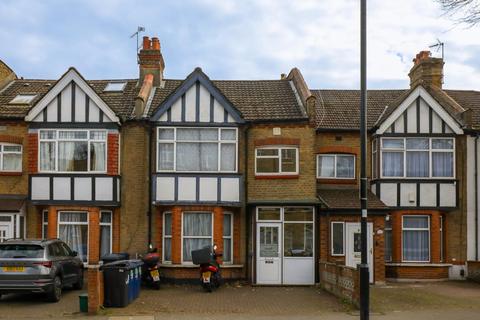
[429,39,444,60]
[130,26,145,63]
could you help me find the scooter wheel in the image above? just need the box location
[203,283,212,292]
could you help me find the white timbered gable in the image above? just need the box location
[25,68,120,124]
[376,86,463,135]
[151,68,244,124]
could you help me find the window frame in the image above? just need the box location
[38,129,108,173]
[42,210,48,239]
[162,211,172,264]
[99,210,113,257]
[156,127,238,173]
[380,137,455,179]
[9,94,37,104]
[317,154,356,179]
[384,218,392,262]
[0,143,23,172]
[255,146,299,176]
[401,215,431,263]
[180,211,214,264]
[222,212,234,264]
[330,221,345,256]
[57,211,89,264]
[440,215,444,262]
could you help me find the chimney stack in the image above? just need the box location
[408,50,444,89]
[138,36,165,87]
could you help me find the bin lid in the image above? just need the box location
[101,259,132,269]
[129,259,144,267]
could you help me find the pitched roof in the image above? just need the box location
[149,79,307,122]
[313,88,480,130]
[317,187,388,210]
[0,78,138,121]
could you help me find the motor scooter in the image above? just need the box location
[196,244,222,292]
[141,245,161,290]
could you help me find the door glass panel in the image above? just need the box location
[283,223,313,257]
[258,208,281,221]
[259,226,278,257]
[354,232,362,253]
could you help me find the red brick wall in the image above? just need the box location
[27,132,38,174]
[386,265,449,279]
[87,268,104,314]
[107,133,119,175]
[160,266,244,280]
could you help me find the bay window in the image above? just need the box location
[39,130,107,172]
[385,218,392,262]
[58,211,88,262]
[0,143,22,172]
[223,212,233,263]
[317,154,355,178]
[100,211,112,258]
[402,216,430,262]
[163,212,172,263]
[157,127,237,172]
[182,212,213,262]
[255,147,298,175]
[381,137,454,178]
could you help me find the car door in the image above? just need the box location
[58,242,77,285]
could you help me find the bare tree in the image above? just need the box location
[436,0,480,25]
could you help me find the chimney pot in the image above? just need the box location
[152,37,160,50]
[142,36,151,50]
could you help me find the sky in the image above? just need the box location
[0,0,479,90]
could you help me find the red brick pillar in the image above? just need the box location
[47,207,57,239]
[171,206,182,264]
[391,211,402,263]
[213,207,224,257]
[87,267,104,315]
[430,212,441,263]
[112,208,121,253]
[155,207,163,259]
[88,208,100,264]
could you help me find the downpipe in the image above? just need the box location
[475,135,479,261]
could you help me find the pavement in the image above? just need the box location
[0,281,479,319]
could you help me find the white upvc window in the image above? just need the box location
[255,146,299,175]
[163,212,172,263]
[42,210,48,239]
[331,221,345,256]
[380,137,455,178]
[402,215,430,262]
[384,218,392,262]
[39,129,107,173]
[223,212,233,264]
[57,211,89,262]
[440,215,444,262]
[0,143,22,172]
[157,127,237,173]
[181,212,213,263]
[317,154,355,179]
[100,211,113,258]
[372,139,378,179]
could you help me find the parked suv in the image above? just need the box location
[0,239,84,302]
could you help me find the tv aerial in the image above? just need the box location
[130,26,146,63]
[429,39,444,59]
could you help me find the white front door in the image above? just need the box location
[0,216,14,242]
[256,223,282,284]
[346,222,374,283]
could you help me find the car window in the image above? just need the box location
[0,244,44,258]
[49,243,64,257]
[60,243,73,256]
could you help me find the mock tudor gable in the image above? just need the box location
[151,68,244,124]
[376,86,463,135]
[25,68,120,124]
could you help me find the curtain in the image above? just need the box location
[319,155,335,177]
[336,155,354,178]
[403,217,429,261]
[158,143,174,170]
[90,142,106,171]
[432,152,453,177]
[177,143,200,171]
[406,151,429,177]
[100,225,111,258]
[164,238,172,261]
[59,142,88,171]
[382,152,403,177]
[223,214,232,262]
[220,144,235,171]
[182,213,212,261]
[200,143,218,171]
[58,213,88,262]
[40,142,55,171]
[3,153,21,171]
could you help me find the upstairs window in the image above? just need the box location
[157,127,237,172]
[9,94,36,104]
[255,147,298,175]
[317,154,355,179]
[39,130,107,172]
[381,137,454,178]
[0,143,22,172]
[104,82,126,92]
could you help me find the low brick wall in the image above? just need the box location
[87,266,104,315]
[319,261,359,308]
[386,264,449,280]
[467,261,480,282]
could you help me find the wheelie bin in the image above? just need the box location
[102,260,133,307]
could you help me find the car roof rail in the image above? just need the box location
[4,238,25,241]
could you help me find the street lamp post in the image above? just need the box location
[359,0,370,319]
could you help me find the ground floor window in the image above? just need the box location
[440,215,444,262]
[42,210,48,239]
[331,221,344,256]
[100,211,112,258]
[182,212,213,263]
[402,215,430,262]
[163,212,172,263]
[58,211,88,262]
[385,218,392,262]
[223,212,233,263]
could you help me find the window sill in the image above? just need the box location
[0,172,22,176]
[255,175,299,180]
[385,263,452,267]
[159,263,244,268]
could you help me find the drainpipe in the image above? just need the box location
[475,135,479,260]
[243,124,251,282]
[147,122,153,249]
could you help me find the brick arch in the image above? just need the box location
[317,146,359,155]
[0,134,23,145]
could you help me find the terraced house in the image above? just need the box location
[0,37,479,287]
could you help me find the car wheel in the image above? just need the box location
[47,276,62,302]
[73,270,84,290]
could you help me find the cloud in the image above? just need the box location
[0,0,478,90]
